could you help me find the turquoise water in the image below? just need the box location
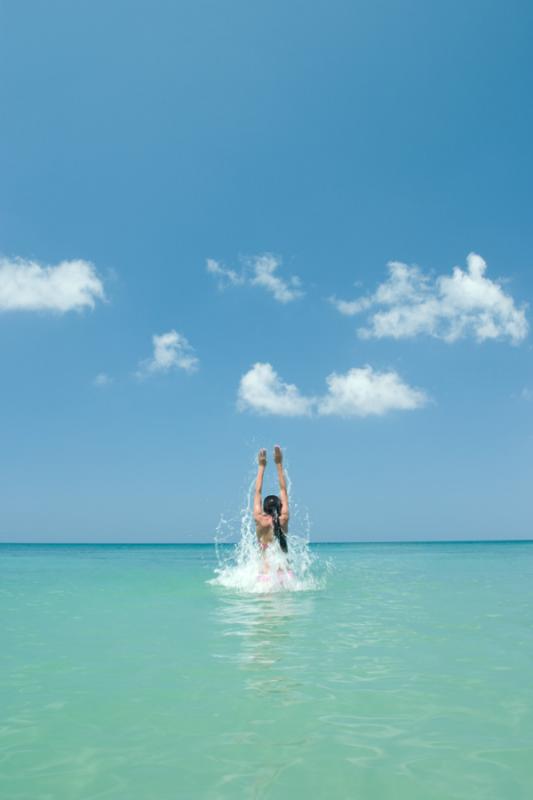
[1,542,533,799]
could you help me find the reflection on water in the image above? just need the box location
[215,592,314,667]
[213,592,315,700]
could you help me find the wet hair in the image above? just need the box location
[263,495,288,553]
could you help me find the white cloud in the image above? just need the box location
[237,362,427,418]
[94,372,112,387]
[0,257,105,312]
[206,258,245,288]
[137,330,199,377]
[238,362,313,416]
[317,366,428,417]
[521,387,533,402]
[249,254,303,303]
[206,253,303,303]
[332,253,528,344]
[329,295,372,315]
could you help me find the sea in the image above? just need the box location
[2,539,533,799]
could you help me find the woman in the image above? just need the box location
[254,445,289,561]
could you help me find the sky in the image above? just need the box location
[1,0,532,542]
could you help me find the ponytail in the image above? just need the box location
[271,509,288,553]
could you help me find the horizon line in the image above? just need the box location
[1,538,532,546]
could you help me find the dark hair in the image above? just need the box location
[263,495,288,553]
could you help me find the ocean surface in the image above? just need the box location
[1,542,533,800]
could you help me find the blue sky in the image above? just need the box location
[1,0,532,542]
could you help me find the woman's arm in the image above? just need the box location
[254,448,267,521]
[274,445,289,524]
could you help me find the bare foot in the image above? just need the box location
[274,445,283,464]
[258,448,267,466]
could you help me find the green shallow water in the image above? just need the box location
[1,542,533,800]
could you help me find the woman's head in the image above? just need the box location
[263,495,282,517]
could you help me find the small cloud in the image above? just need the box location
[206,258,245,288]
[137,330,199,377]
[521,387,533,401]
[0,256,105,312]
[329,295,372,315]
[206,253,303,303]
[237,362,427,418]
[317,366,428,417]
[249,254,303,303]
[331,253,528,344]
[238,362,313,416]
[94,372,112,387]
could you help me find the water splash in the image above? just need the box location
[210,459,323,594]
